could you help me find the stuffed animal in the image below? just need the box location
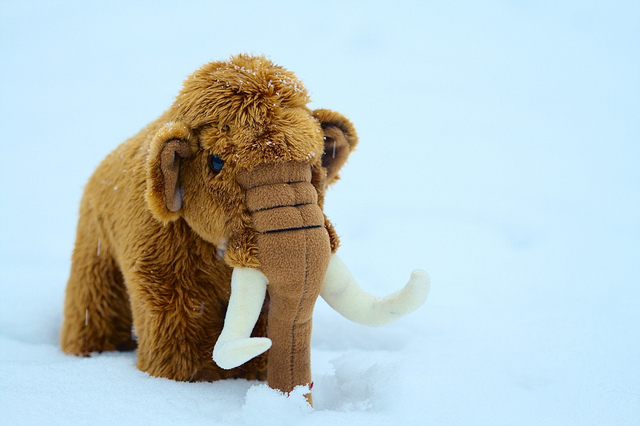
[60,54,429,404]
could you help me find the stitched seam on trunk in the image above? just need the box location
[261,224,322,234]
[251,202,314,214]
[242,179,308,191]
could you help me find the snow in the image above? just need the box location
[1,1,639,425]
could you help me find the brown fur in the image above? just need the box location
[61,55,358,389]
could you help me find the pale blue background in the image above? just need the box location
[1,1,638,424]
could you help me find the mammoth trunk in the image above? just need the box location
[239,162,331,395]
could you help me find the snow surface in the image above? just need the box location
[1,1,639,425]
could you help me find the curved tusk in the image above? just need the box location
[212,267,272,370]
[320,254,430,327]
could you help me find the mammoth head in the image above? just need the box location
[144,55,358,267]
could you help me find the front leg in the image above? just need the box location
[128,264,269,382]
[131,284,206,381]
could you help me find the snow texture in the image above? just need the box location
[1,1,639,425]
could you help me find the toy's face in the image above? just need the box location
[177,106,328,262]
[145,56,355,267]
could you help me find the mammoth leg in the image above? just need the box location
[131,271,264,382]
[61,212,135,355]
[320,254,430,326]
[133,295,211,381]
[212,267,272,370]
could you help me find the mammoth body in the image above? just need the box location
[61,55,428,401]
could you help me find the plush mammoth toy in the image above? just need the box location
[60,54,429,404]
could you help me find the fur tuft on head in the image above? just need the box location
[174,54,310,130]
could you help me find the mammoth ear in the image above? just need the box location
[145,122,194,222]
[312,109,358,185]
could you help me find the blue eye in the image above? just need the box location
[210,155,224,173]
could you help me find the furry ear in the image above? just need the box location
[145,122,194,222]
[312,109,358,185]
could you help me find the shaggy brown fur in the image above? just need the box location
[61,55,357,394]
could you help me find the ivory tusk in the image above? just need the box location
[320,254,430,327]
[212,267,272,370]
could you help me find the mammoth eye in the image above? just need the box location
[209,155,224,173]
